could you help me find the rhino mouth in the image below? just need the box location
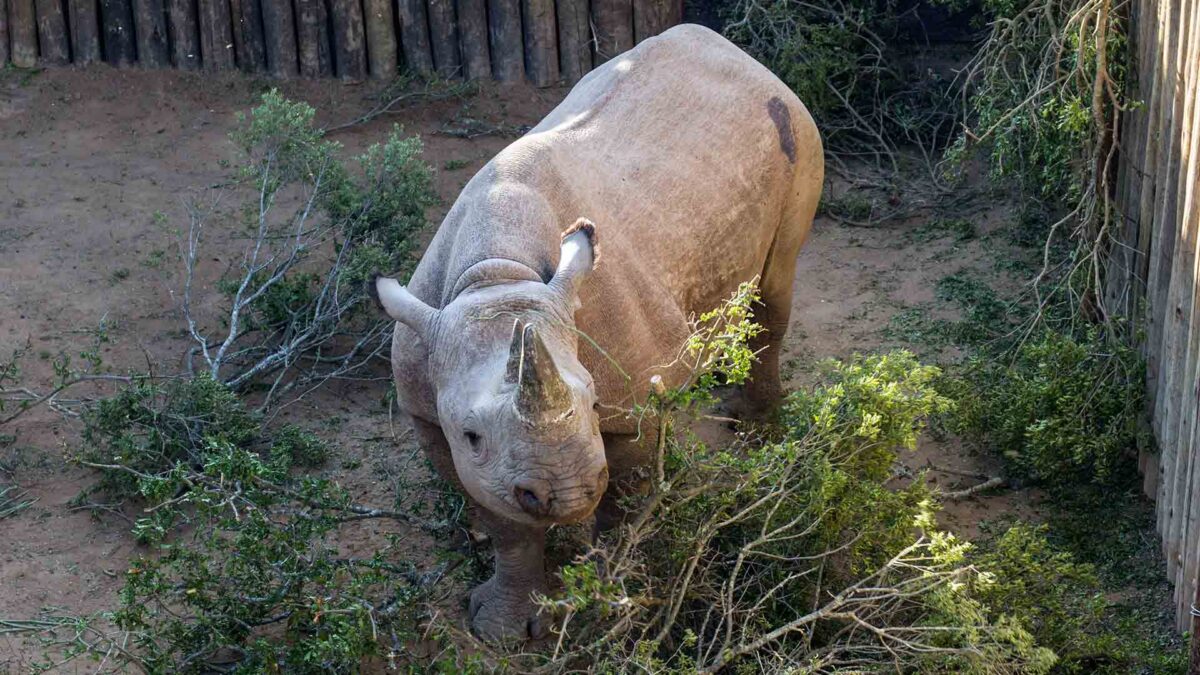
[509,465,609,524]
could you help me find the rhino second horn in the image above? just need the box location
[506,323,572,424]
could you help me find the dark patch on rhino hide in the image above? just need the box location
[767,97,796,164]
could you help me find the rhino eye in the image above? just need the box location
[464,430,481,450]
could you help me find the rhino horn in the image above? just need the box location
[506,321,572,424]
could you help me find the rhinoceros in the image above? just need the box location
[374,23,823,640]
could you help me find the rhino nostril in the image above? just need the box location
[514,482,551,516]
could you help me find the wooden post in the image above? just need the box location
[488,0,522,80]
[294,0,332,77]
[1190,578,1200,674]
[230,0,267,71]
[133,0,171,67]
[427,0,460,76]
[261,0,299,76]
[36,0,70,64]
[396,0,434,75]
[557,0,590,83]
[522,0,557,86]
[70,0,104,64]
[198,0,235,69]
[8,0,36,67]
[363,0,396,78]
[167,0,201,69]
[455,0,489,79]
[329,0,367,80]
[633,0,673,43]
[100,0,138,65]
[0,0,8,66]
[591,0,632,64]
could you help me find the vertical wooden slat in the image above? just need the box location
[35,0,70,64]
[633,0,672,44]
[133,0,171,67]
[198,0,235,69]
[363,0,396,78]
[487,0,522,80]
[8,0,36,67]
[591,0,631,64]
[1145,0,1178,422]
[1151,0,1185,540]
[1157,0,1197,580]
[100,0,138,65]
[329,0,366,79]
[230,0,267,71]
[427,0,459,76]
[557,0,590,83]
[456,0,489,79]
[0,0,8,65]
[260,0,299,76]
[396,0,433,75]
[522,0,557,86]
[70,0,104,64]
[294,0,332,77]
[166,0,200,68]
[1168,0,1200,629]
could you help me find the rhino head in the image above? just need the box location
[374,221,608,526]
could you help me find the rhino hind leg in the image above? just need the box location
[409,416,551,641]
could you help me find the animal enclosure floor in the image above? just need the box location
[0,66,1140,670]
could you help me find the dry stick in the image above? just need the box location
[942,476,1007,500]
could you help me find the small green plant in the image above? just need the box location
[946,326,1144,488]
[442,158,469,170]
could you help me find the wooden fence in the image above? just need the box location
[1104,0,1200,634]
[0,0,681,82]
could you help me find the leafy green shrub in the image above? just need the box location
[78,372,328,504]
[510,297,1054,673]
[783,351,952,480]
[186,91,437,406]
[946,327,1144,487]
[112,443,424,673]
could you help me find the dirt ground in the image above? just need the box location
[0,65,1054,671]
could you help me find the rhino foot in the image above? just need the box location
[468,575,549,642]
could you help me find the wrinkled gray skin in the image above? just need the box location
[375,24,824,641]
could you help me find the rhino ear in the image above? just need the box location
[374,276,438,339]
[548,218,598,304]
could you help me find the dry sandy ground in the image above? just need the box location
[0,65,1039,671]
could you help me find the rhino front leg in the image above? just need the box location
[468,514,550,641]
[409,416,549,641]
